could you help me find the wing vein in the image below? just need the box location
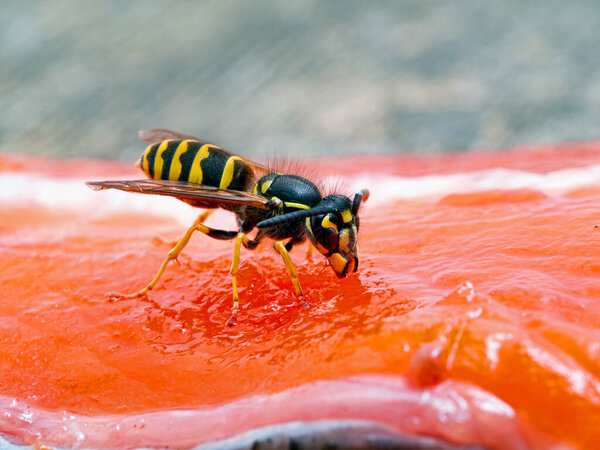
[85,179,274,210]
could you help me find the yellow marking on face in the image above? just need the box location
[220,156,244,189]
[341,209,353,223]
[261,179,274,194]
[338,228,351,253]
[168,140,192,181]
[252,183,258,194]
[142,144,154,176]
[153,140,173,180]
[283,201,310,210]
[328,252,349,275]
[188,144,211,184]
[322,215,338,233]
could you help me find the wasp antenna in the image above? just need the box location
[257,205,333,228]
[352,189,370,215]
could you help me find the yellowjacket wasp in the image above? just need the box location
[87,129,369,325]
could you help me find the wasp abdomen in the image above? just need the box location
[139,140,253,191]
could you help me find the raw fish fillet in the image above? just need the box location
[1,143,600,448]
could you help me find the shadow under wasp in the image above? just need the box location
[87,129,369,325]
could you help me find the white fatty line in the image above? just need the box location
[1,164,600,224]
[0,173,202,226]
[348,164,600,207]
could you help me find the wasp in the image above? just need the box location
[87,129,369,325]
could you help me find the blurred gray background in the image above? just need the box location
[1,0,599,160]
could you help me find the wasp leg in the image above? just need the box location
[154,210,214,247]
[274,240,309,309]
[110,222,237,300]
[227,230,266,326]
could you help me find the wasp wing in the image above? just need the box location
[138,129,276,175]
[86,179,275,210]
[138,129,214,145]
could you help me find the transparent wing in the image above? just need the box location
[138,129,213,145]
[86,179,275,210]
[138,129,276,174]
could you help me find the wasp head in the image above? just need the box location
[304,193,365,278]
[256,189,369,278]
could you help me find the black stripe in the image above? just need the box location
[178,141,201,182]
[200,148,229,187]
[229,158,253,191]
[160,140,181,180]
[146,143,158,179]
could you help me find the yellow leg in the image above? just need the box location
[191,210,214,226]
[154,210,214,247]
[227,232,250,326]
[110,222,213,299]
[274,241,308,308]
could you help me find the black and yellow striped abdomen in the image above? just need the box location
[138,140,253,191]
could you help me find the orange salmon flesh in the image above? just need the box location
[1,143,600,448]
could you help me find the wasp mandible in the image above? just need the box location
[87,129,369,325]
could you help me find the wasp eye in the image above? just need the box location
[310,214,339,251]
[320,227,339,250]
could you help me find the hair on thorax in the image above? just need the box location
[256,154,350,199]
